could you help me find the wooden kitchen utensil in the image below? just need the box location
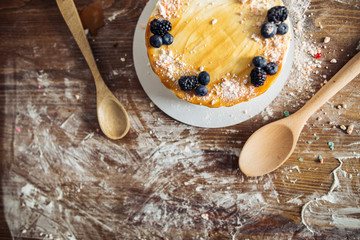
[56,0,130,140]
[239,51,360,177]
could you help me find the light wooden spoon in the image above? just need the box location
[56,0,130,140]
[239,51,360,177]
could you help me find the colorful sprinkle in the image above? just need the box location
[314,52,322,59]
[318,155,323,160]
[298,158,303,162]
[284,111,290,117]
[327,142,334,150]
[15,127,21,132]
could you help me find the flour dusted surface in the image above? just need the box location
[2,0,360,239]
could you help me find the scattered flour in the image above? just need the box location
[301,154,360,233]
[107,10,126,22]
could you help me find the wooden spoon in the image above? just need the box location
[56,0,130,139]
[239,52,360,177]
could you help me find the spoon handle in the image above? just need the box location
[56,0,102,83]
[295,51,360,122]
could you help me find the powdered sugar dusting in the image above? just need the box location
[215,76,254,102]
[157,0,181,19]
[263,35,289,63]
[155,49,186,80]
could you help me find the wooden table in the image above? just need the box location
[1,0,359,239]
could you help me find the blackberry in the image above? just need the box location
[252,56,267,68]
[267,6,288,24]
[149,35,163,48]
[277,22,289,35]
[195,85,208,96]
[150,18,172,36]
[264,62,278,75]
[250,67,267,87]
[261,22,277,38]
[179,75,198,91]
[162,33,174,45]
[198,71,210,85]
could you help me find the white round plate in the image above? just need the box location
[133,0,294,128]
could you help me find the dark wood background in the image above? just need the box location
[1,0,359,239]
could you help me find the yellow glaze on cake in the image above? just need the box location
[146,0,291,107]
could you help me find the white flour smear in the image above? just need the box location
[331,0,360,8]
[2,0,360,239]
[3,95,290,239]
[301,154,360,233]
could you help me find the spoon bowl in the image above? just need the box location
[239,121,296,176]
[56,0,130,139]
[97,97,130,139]
[239,51,360,177]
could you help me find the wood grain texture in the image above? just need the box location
[1,0,360,239]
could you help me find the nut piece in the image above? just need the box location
[323,36,331,43]
[340,125,347,131]
[347,124,354,135]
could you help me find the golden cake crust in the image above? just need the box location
[146,0,290,107]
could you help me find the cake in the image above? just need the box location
[145,0,291,108]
